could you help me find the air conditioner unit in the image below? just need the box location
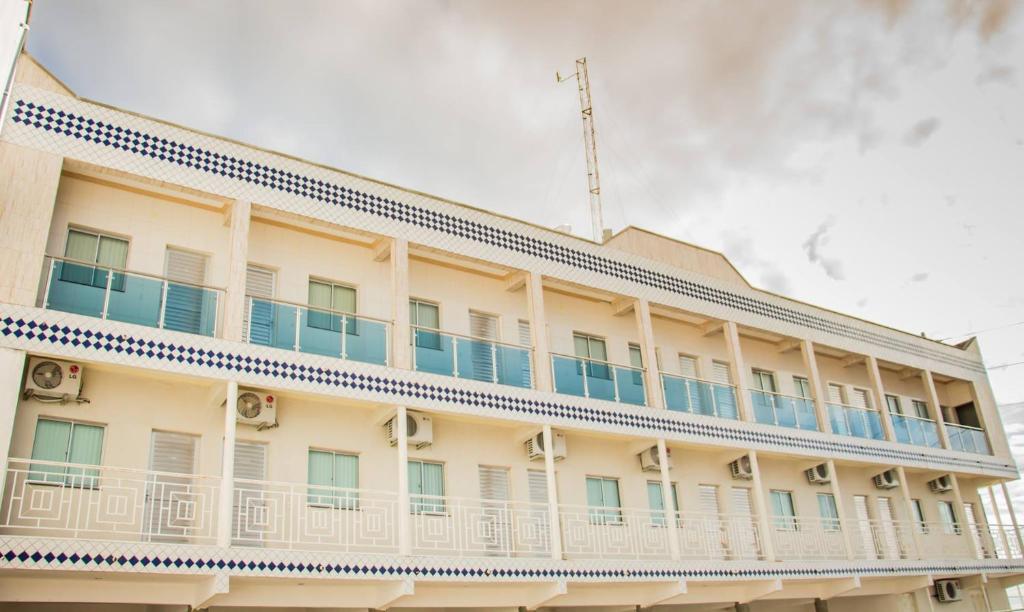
[729,455,753,480]
[235,389,278,430]
[23,357,83,401]
[805,463,832,485]
[929,475,954,494]
[526,431,567,462]
[639,446,672,472]
[385,411,433,449]
[874,469,900,489]
[935,579,962,603]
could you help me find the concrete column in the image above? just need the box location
[967,378,1001,456]
[948,474,980,559]
[390,239,411,369]
[634,299,663,409]
[826,459,855,560]
[396,406,412,555]
[813,598,829,612]
[0,348,26,496]
[723,322,753,422]
[987,486,1011,557]
[526,273,552,392]
[1001,482,1024,556]
[895,466,924,559]
[0,143,62,307]
[865,356,896,442]
[747,450,776,561]
[921,371,952,450]
[542,425,562,559]
[221,199,251,342]
[800,340,831,433]
[217,381,238,547]
[657,439,680,560]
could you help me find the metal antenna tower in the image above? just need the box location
[558,57,604,243]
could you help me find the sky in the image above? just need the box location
[21,0,1024,502]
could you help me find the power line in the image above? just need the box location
[987,360,1024,371]
[937,319,1024,342]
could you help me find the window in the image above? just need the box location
[711,361,732,384]
[912,499,929,534]
[911,400,930,419]
[886,395,903,415]
[938,501,960,535]
[29,418,104,487]
[574,333,610,379]
[62,228,129,290]
[307,450,359,509]
[793,376,812,399]
[770,490,797,530]
[827,384,845,404]
[517,319,532,347]
[647,480,680,526]
[817,493,840,531]
[628,344,643,369]
[410,299,441,350]
[751,370,776,393]
[308,279,357,331]
[408,460,445,513]
[678,355,698,379]
[850,388,872,410]
[586,476,622,524]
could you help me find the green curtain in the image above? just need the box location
[409,461,444,513]
[307,450,334,506]
[29,419,71,483]
[334,453,359,509]
[66,423,103,487]
[62,230,100,286]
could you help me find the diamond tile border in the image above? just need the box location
[1,305,1015,478]
[0,84,985,380]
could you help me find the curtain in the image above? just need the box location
[334,453,359,509]
[29,419,71,483]
[66,423,103,487]
[307,450,334,506]
[307,281,334,330]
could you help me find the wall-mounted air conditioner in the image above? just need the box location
[639,446,671,472]
[23,357,83,402]
[873,469,900,489]
[236,389,278,429]
[526,431,567,462]
[385,411,433,449]
[929,475,953,494]
[934,579,962,603]
[805,463,832,485]
[729,455,753,480]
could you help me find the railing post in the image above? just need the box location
[987,486,1011,558]
[581,359,590,398]
[100,267,113,320]
[657,439,680,560]
[895,466,925,559]
[41,258,55,309]
[921,370,953,450]
[747,450,776,561]
[490,342,498,384]
[1001,482,1024,557]
[723,321,754,422]
[865,356,896,442]
[610,364,620,402]
[799,340,831,433]
[293,307,301,352]
[542,425,563,560]
[217,380,238,548]
[452,335,460,378]
[157,279,169,328]
[340,315,348,359]
[396,406,412,555]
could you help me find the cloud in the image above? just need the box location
[719,231,793,294]
[902,117,941,146]
[909,272,929,282]
[976,64,1015,86]
[802,219,846,281]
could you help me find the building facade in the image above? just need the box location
[0,53,1022,611]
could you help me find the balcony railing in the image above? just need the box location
[828,403,885,440]
[42,255,222,337]
[769,516,847,560]
[409,494,551,557]
[847,518,916,561]
[412,326,533,388]
[1,457,220,544]
[890,413,942,448]
[551,354,646,405]
[751,390,818,431]
[661,373,739,420]
[947,423,991,455]
[245,296,390,366]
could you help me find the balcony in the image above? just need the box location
[891,413,941,448]
[827,403,885,441]
[750,390,818,431]
[412,327,533,388]
[769,516,847,560]
[42,256,222,337]
[551,354,646,405]
[245,297,390,366]
[947,423,991,455]
[660,372,739,420]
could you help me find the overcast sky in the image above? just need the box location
[23,0,1024,476]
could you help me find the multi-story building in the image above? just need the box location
[0,52,1022,611]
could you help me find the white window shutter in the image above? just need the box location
[478,465,510,501]
[527,469,548,504]
[234,441,267,480]
[149,430,198,474]
[712,361,732,384]
[245,265,275,299]
[518,319,532,347]
[827,384,844,404]
[165,248,208,285]
[698,484,720,515]
[679,356,698,379]
[851,388,871,409]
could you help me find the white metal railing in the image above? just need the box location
[559,503,675,560]
[409,494,551,557]
[677,512,764,560]
[1,458,219,543]
[848,518,916,560]
[769,516,848,560]
[231,477,398,553]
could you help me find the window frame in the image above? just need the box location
[677,354,699,379]
[28,416,106,489]
[751,369,777,393]
[585,475,623,525]
[911,498,929,534]
[827,382,847,405]
[306,448,360,510]
[770,489,798,531]
[816,492,841,531]
[408,459,446,514]
[937,500,960,535]
[308,277,359,333]
[410,298,442,351]
[646,479,680,527]
[886,394,903,415]
[61,226,131,291]
[793,376,812,399]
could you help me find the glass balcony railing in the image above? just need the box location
[246,297,390,366]
[946,423,991,455]
[891,413,941,448]
[411,326,533,388]
[751,390,818,431]
[42,256,221,337]
[828,403,885,440]
[661,373,739,420]
[551,354,646,405]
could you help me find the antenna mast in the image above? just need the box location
[558,57,604,242]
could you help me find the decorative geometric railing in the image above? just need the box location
[769,516,847,560]
[409,495,550,558]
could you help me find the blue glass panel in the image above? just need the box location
[796,398,818,430]
[455,338,496,383]
[247,299,296,350]
[495,344,532,388]
[584,361,615,401]
[47,262,105,317]
[615,366,646,406]
[713,384,739,419]
[892,416,912,444]
[105,273,162,327]
[775,396,797,428]
[662,376,690,412]
[828,404,850,435]
[865,411,884,440]
[751,391,775,425]
[345,318,389,366]
[847,408,868,438]
[552,355,586,397]
[163,283,217,336]
[414,329,454,376]
[298,309,342,358]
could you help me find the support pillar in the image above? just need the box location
[747,450,776,561]
[635,299,663,409]
[390,239,410,369]
[800,340,830,433]
[895,466,925,559]
[396,406,411,555]
[1001,482,1024,556]
[216,381,238,547]
[657,439,680,560]
[0,348,26,496]
[526,272,552,392]
[542,425,562,559]
[723,322,753,422]
[987,486,1011,557]
[948,474,980,559]
[826,459,855,560]
[222,199,251,342]
[921,371,952,450]
[813,598,829,612]
[865,356,896,442]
